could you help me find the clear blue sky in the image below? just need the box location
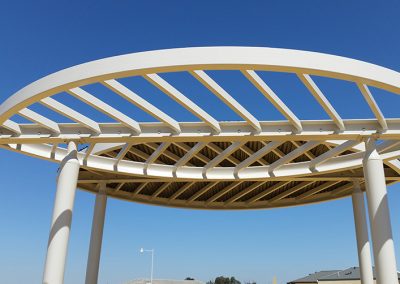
[1,1,400,284]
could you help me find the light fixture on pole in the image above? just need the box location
[140,248,154,284]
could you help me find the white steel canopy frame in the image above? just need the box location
[1,46,400,210]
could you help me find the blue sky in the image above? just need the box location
[1,1,400,283]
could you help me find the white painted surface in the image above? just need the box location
[352,182,374,284]
[363,139,398,284]
[43,142,80,284]
[85,185,108,284]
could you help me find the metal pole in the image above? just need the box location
[141,248,154,284]
[150,249,154,284]
[363,138,398,284]
[85,183,108,284]
[43,141,80,284]
[351,180,374,284]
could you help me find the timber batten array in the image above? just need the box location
[2,47,400,284]
[75,139,396,210]
[1,47,400,209]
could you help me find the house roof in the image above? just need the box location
[287,270,340,283]
[288,267,400,283]
[320,267,400,281]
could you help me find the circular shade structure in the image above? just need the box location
[2,46,400,209]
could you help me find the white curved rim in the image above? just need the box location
[1,46,400,182]
[3,46,400,122]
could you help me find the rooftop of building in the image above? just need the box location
[287,266,400,283]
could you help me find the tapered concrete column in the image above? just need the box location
[351,181,374,284]
[43,142,80,284]
[363,138,398,284]
[85,183,108,284]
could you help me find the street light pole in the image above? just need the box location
[140,248,154,284]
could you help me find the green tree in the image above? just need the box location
[214,276,241,284]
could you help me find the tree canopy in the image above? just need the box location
[208,276,241,284]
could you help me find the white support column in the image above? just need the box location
[85,184,108,284]
[43,141,80,284]
[363,138,398,284]
[351,181,374,284]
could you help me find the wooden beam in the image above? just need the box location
[235,141,283,172]
[175,142,207,167]
[246,181,290,204]
[206,182,243,204]
[133,183,149,195]
[225,181,265,204]
[240,145,269,165]
[151,182,171,199]
[296,181,340,200]
[169,182,195,201]
[204,141,244,170]
[145,142,170,164]
[207,143,241,165]
[269,181,312,202]
[291,141,315,159]
[174,142,210,164]
[188,182,218,203]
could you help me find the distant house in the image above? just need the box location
[125,279,204,284]
[287,267,400,283]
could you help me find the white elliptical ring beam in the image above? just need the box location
[2,47,400,126]
[3,47,400,210]
[6,140,399,180]
[1,47,400,187]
